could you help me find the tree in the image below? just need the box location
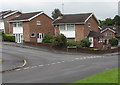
[52,8,62,20]
[109,37,119,46]
[112,15,120,26]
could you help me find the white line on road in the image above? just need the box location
[16,69,21,71]
[38,65,44,67]
[51,63,56,65]
[57,62,61,64]
[23,67,29,70]
[31,66,37,68]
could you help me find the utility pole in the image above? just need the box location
[62,1,64,13]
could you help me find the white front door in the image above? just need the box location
[89,37,94,47]
[15,34,23,43]
[37,33,44,43]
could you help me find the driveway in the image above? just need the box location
[2,43,118,83]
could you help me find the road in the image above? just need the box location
[2,44,118,83]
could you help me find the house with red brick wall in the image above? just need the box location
[8,11,54,43]
[52,13,103,48]
[0,10,22,33]
[101,26,120,44]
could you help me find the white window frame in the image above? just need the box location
[88,23,91,27]
[36,21,41,25]
[104,32,112,36]
[13,22,22,27]
[59,24,75,31]
[31,33,36,37]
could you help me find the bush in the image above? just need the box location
[109,37,118,46]
[52,34,67,47]
[42,34,54,43]
[79,38,91,48]
[3,34,15,42]
[67,41,77,46]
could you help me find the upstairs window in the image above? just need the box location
[59,24,65,30]
[59,24,75,31]
[104,32,112,36]
[67,24,75,31]
[36,21,41,25]
[13,22,22,27]
[88,23,91,27]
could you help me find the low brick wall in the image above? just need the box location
[23,42,120,54]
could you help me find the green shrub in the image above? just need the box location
[52,34,67,47]
[79,38,91,48]
[42,34,54,43]
[109,37,118,46]
[3,34,15,42]
[67,41,77,46]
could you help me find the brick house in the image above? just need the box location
[8,11,54,43]
[0,10,22,33]
[52,13,103,48]
[101,26,120,44]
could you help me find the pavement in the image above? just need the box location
[2,42,118,83]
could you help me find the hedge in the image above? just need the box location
[3,34,15,42]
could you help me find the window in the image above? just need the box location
[59,24,75,31]
[13,22,22,27]
[67,24,75,31]
[104,32,112,36]
[31,33,36,37]
[59,24,65,30]
[36,21,41,25]
[88,23,91,27]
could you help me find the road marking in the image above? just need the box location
[31,66,37,68]
[75,58,79,60]
[57,62,61,63]
[23,67,29,70]
[62,61,65,62]
[16,69,21,71]
[51,63,56,65]
[47,64,50,66]
[38,65,44,67]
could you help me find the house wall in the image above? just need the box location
[24,13,54,43]
[4,12,21,34]
[0,20,4,31]
[75,24,85,41]
[93,38,103,48]
[101,29,115,40]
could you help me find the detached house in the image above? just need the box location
[8,11,54,43]
[53,13,103,48]
[101,26,120,44]
[0,10,21,33]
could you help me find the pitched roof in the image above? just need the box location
[52,13,94,24]
[0,10,21,19]
[9,11,43,22]
[101,26,120,37]
[88,30,103,38]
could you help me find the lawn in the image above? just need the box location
[68,68,118,85]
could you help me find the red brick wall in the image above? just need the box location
[23,13,54,43]
[101,29,115,40]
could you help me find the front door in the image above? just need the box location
[89,37,94,47]
[15,34,23,43]
[37,33,44,43]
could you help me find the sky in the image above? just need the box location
[0,0,119,20]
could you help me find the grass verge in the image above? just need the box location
[67,68,118,85]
